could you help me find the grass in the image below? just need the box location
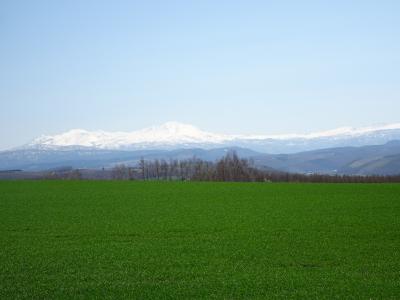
[0,181,399,299]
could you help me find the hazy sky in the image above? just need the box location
[1,0,399,150]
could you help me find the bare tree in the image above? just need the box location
[112,164,129,180]
[139,158,145,180]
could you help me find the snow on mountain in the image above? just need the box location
[29,122,232,149]
[243,123,400,140]
[26,121,400,152]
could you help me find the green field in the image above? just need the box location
[0,181,399,299]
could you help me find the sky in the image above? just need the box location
[1,0,399,150]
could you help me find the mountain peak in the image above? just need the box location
[160,121,196,129]
[150,121,203,135]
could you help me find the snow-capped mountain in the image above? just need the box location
[30,122,230,150]
[26,121,400,153]
[28,122,228,149]
[2,122,400,173]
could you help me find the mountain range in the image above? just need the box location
[1,122,400,175]
[25,121,400,153]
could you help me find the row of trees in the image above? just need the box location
[110,152,264,181]
[43,168,82,180]
[40,152,400,182]
[109,152,400,183]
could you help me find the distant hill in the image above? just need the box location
[0,147,261,171]
[253,140,400,175]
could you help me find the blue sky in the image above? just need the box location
[1,0,399,150]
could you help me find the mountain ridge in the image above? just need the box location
[23,121,400,154]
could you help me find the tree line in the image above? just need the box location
[108,151,400,183]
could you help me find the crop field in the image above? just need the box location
[0,181,399,299]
